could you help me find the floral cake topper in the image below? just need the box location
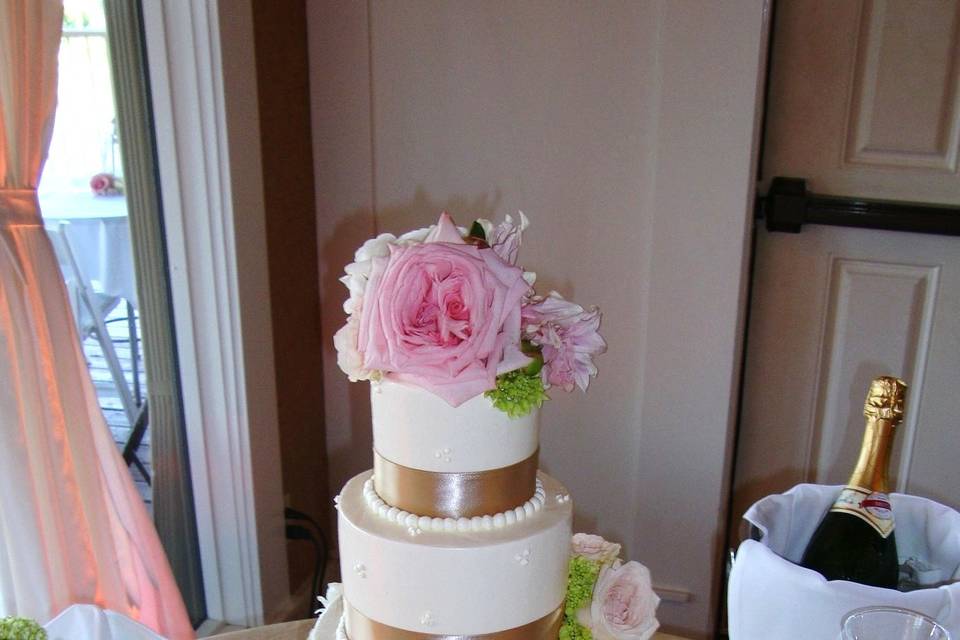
[334,212,606,414]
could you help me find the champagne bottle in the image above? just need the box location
[799,376,906,589]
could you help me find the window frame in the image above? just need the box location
[141,0,290,628]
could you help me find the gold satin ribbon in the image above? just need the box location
[344,602,563,640]
[373,450,539,518]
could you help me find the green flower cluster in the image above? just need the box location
[484,369,548,418]
[0,617,46,640]
[558,555,601,640]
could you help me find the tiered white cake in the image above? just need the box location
[328,212,656,639]
[336,380,571,638]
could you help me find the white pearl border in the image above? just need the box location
[362,477,546,533]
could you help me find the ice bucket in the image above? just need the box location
[727,484,960,640]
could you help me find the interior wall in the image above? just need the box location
[307,2,766,636]
[251,0,330,601]
[309,0,658,544]
[365,0,661,556]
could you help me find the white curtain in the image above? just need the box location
[0,2,193,638]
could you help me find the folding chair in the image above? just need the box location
[46,221,150,484]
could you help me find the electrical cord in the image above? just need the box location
[284,507,329,618]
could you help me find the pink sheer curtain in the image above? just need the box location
[0,1,193,637]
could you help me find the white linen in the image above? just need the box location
[0,2,192,638]
[42,192,137,307]
[728,484,960,640]
[44,604,166,640]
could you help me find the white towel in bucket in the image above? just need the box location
[728,484,960,640]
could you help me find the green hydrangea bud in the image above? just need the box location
[485,369,549,418]
[0,616,47,640]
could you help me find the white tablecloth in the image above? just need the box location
[41,191,137,307]
[44,604,166,640]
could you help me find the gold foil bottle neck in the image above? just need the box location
[863,376,907,424]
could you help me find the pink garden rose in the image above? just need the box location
[571,533,622,564]
[357,213,531,406]
[578,561,660,640]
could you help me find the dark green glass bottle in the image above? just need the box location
[800,376,906,589]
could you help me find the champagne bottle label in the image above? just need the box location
[829,486,895,538]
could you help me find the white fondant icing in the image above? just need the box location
[339,470,572,636]
[372,379,539,472]
[361,477,545,533]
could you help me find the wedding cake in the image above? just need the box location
[329,212,659,639]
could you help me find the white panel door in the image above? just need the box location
[732,0,960,531]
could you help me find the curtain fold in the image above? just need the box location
[0,1,193,638]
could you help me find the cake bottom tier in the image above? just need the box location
[337,470,573,638]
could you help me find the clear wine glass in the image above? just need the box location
[841,606,952,640]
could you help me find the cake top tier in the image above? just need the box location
[334,212,606,414]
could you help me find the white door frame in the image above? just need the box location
[142,0,289,628]
[633,2,770,635]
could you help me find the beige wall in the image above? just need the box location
[310,0,658,535]
[308,2,766,635]
[251,0,330,602]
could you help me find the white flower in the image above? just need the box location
[341,233,397,314]
[334,317,374,381]
[355,232,397,262]
[397,225,434,244]
[571,533,622,564]
[577,561,660,640]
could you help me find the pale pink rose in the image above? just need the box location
[571,533,621,564]
[357,213,531,406]
[578,561,660,640]
[523,292,606,392]
[90,172,114,195]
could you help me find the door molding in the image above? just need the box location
[102,0,206,625]
[142,0,289,627]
